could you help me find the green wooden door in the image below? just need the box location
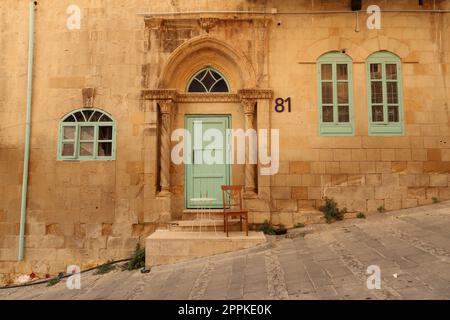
[185,115,231,208]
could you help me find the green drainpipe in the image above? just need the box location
[18,0,36,261]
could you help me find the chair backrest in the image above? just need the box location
[221,185,244,211]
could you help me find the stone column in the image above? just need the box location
[242,98,257,197]
[158,100,173,196]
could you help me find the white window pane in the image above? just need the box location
[63,126,75,140]
[371,82,383,104]
[322,105,334,122]
[321,64,332,80]
[321,82,333,104]
[386,64,397,80]
[337,82,348,104]
[388,106,400,122]
[98,126,113,140]
[372,105,384,122]
[387,82,398,104]
[338,106,350,122]
[98,142,113,157]
[62,143,75,156]
[80,126,95,140]
[370,64,382,79]
[337,64,348,80]
[80,142,94,156]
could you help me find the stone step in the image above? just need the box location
[182,209,224,221]
[145,230,267,268]
[169,219,243,232]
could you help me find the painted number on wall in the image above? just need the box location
[275,97,291,113]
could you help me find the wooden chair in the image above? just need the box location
[221,185,248,237]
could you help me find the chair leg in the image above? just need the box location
[226,215,229,237]
[240,216,243,232]
[245,214,248,236]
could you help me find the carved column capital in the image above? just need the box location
[158,100,174,114]
[242,98,257,115]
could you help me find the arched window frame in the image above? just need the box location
[366,51,404,136]
[186,67,231,93]
[317,52,355,136]
[57,108,116,161]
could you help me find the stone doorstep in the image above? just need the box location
[182,209,225,220]
[145,230,267,268]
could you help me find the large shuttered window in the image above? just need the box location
[366,51,404,136]
[317,52,354,136]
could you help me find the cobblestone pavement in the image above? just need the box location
[1,201,450,300]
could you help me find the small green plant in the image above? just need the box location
[258,220,276,235]
[432,197,439,204]
[294,223,305,228]
[47,277,60,287]
[377,206,386,213]
[95,260,115,275]
[356,212,366,219]
[125,244,146,270]
[319,197,346,223]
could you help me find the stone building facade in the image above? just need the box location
[1,0,450,282]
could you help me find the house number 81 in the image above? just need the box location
[275,97,291,113]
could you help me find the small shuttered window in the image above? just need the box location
[58,108,116,160]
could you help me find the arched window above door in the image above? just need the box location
[187,67,230,93]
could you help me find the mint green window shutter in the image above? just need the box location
[366,51,404,136]
[317,52,355,136]
[57,108,116,161]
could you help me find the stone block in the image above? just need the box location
[291,187,308,199]
[290,161,311,174]
[427,149,441,161]
[384,198,402,211]
[271,187,291,200]
[407,187,426,200]
[248,212,271,224]
[286,174,302,186]
[308,187,322,200]
[333,149,352,161]
[365,174,382,186]
[245,199,270,212]
[367,199,384,212]
[391,161,407,173]
[275,200,298,212]
[402,198,418,209]
[430,174,448,187]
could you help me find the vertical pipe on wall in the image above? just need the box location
[18,0,36,261]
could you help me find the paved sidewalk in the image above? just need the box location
[1,201,450,300]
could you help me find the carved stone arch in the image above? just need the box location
[158,35,257,91]
[305,38,360,62]
[305,36,410,62]
[358,37,411,60]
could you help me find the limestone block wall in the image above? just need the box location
[0,0,449,282]
[266,0,450,226]
[0,0,162,282]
